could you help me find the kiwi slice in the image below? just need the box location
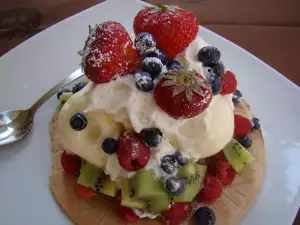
[92,173,117,197]
[132,170,170,214]
[121,179,145,209]
[77,162,101,188]
[77,162,117,197]
[173,162,207,202]
[223,139,254,173]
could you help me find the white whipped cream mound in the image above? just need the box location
[58,36,234,185]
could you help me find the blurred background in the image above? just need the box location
[0,0,299,223]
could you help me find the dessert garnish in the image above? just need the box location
[194,207,216,225]
[79,21,139,83]
[198,46,221,66]
[117,132,150,171]
[134,71,154,92]
[154,70,212,119]
[220,70,237,95]
[134,4,198,58]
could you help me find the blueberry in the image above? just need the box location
[252,117,261,130]
[102,138,118,154]
[135,32,156,55]
[70,113,88,131]
[198,46,221,65]
[238,136,252,148]
[161,155,178,174]
[173,151,188,168]
[141,57,163,79]
[135,72,154,92]
[72,82,86,93]
[210,76,222,95]
[139,127,163,147]
[164,177,185,196]
[232,89,243,105]
[146,49,168,65]
[166,60,182,71]
[205,61,225,77]
[194,207,216,225]
[57,88,72,100]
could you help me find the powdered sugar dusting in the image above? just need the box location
[143,57,163,66]
[80,24,98,68]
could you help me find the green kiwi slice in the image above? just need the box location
[132,170,170,214]
[173,162,207,202]
[121,179,145,209]
[77,162,117,197]
[223,139,254,173]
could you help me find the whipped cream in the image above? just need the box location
[58,36,234,186]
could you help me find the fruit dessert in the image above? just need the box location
[49,4,265,225]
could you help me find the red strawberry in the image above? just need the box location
[234,114,252,137]
[75,184,96,199]
[82,21,139,83]
[161,202,192,225]
[134,4,198,58]
[118,203,140,223]
[117,132,150,171]
[220,70,237,95]
[197,175,222,203]
[61,151,81,175]
[215,160,236,186]
[154,70,212,119]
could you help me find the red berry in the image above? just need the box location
[154,70,212,119]
[206,152,226,175]
[61,151,81,175]
[220,70,237,95]
[82,21,139,83]
[197,175,222,203]
[75,184,96,199]
[118,203,140,223]
[161,202,192,225]
[216,161,236,186]
[234,114,252,137]
[134,4,198,58]
[117,132,150,171]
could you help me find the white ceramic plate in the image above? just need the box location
[0,0,300,224]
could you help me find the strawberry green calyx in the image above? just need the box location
[161,70,211,102]
[144,4,185,13]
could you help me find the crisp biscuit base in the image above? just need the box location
[49,100,265,225]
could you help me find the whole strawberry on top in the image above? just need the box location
[154,70,212,119]
[80,21,139,83]
[134,4,198,59]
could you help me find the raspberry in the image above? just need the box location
[117,132,150,171]
[118,203,140,223]
[197,175,222,203]
[161,202,192,225]
[61,151,81,176]
[220,70,237,95]
[215,160,236,186]
[74,184,96,199]
[234,114,253,137]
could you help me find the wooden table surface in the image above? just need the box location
[0,0,299,223]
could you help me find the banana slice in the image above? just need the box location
[59,83,122,168]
